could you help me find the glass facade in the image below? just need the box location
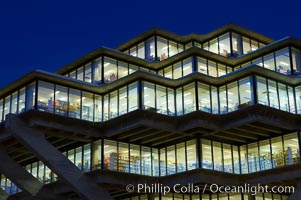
[123,36,184,61]
[2,74,301,124]
[9,131,298,198]
[203,32,265,58]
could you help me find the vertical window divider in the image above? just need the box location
[229,32,234,57]
[80,91,83,120]
[286,85,291,113]
[257,141,261,171]
[269,138,273,169]
[16,89,20,114]
[197,137,202,169]
[34,80,38,110]
[288,46,294,75]
[101,56,105,85]
[155,36,158,61]
[298,131,301,163]
[184,141,188,171]
[252,75,258,105]
[101,139,105,169]
[281,135,286,165]
[211,140,214,170]
[138,80,143,110]
[195,82,199,111]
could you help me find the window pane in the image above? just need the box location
[164,66,173,79]
[141,146,151,175]
[275,48,291,75]
[219,86,227,114]
[38,82,55,114]
[143,82,155,110]
[278,83,289,112]
[198,83,211,113]
[104,140,117,170]
[256,77,268,106]
[137,42,145,59]
[211,86,219,114]
[169,41,178,57]
[259,140,272,170]
[227,81,238,112]
[233,146,240,174]
[213,141,222,171]
[157,37,168,61]
[166,145,176,175]
[198,57,208,75]
[271,136,284,168]
[130,144,140,174]
[173,62,182,79]
[77,67,84,81]
[283,133,300,165]
[268,80,279,109]
[26,82,36,111]
[119,87,127,116]
[118,142,129,172]
[128,82,138,111]
[176,143,186,172]
[18,87,26,113]
[104,57,117,83]
[288,86,295,114]
[167,88,175,116]
[75,147,83,170]
[68,89,81,119]
[202,139,212,169]
[160,148,166,176]
[223,144,233,173]
[242,37,251,54]
[156,85,167,114]
[94,95,102,122]
[109,91,118,119]
[118,61,128,79]
[248,142,260,172]
[183,58,192,76]
[183,83,196,114]
[11,92,18,114]
[209,38,218,54]
[208,61,217,77]
[92,140,102,170]
[145,37,155,61]
[93,57,102,84]
[232,33,242,57]
[292,48,301,74]
[152,148,159,176]
[187,140,197,170]
[263,53,276,71]
[84,63,92,83]
[82,92,93,121]
[176,88,183,116]
[239,77,253,108]
[55,86,68,116]
[83,144,91,172]
[219,33,231,57]
[4,96,11,120]
[240,145,248,174]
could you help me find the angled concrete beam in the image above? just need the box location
[0,147,43,196]
[0,188,9,200]
[5,114,113,200]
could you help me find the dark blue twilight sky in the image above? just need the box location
[0,0,301,88]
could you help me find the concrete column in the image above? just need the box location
[0,147,43,196]
[5,114,113,200]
